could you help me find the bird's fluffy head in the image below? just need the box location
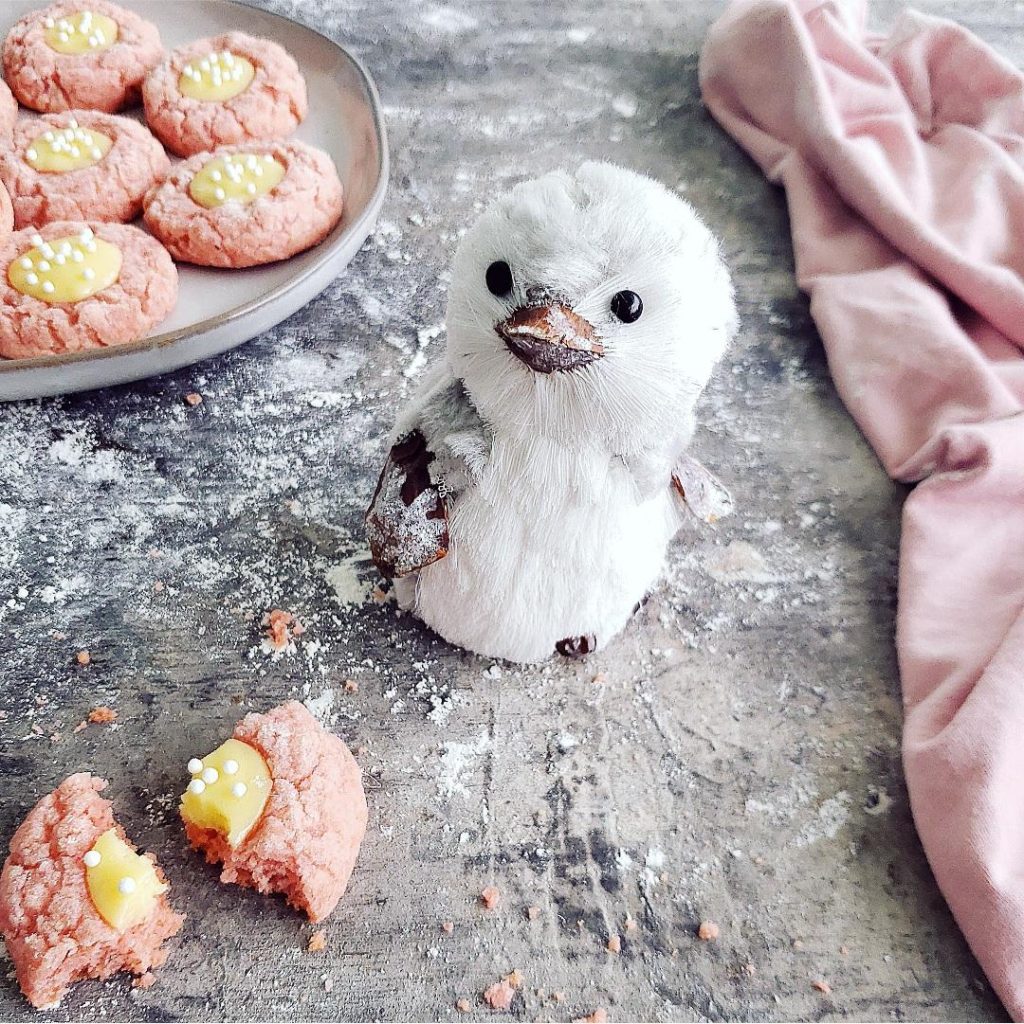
[446,162,738,456]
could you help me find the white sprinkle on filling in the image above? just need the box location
[83,849,101,867]
[188,757,203,774]
[118,877,136,895]
[201,766,219,784]
[231,782,247,798]
[188,778,206,795]
[223,759,239,775]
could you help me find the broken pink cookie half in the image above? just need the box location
[181,701,367,922]
[0,773,183,1010]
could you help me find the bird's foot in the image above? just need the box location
[555,634,596,659]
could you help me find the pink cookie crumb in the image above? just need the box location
[483,978,515,1011]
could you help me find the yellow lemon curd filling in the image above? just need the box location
[188,152,285,209]
[180,738,272,847]
[43,10,118,55]
[8,229,121,304]
[179,50,255,102]
[25,121,112,173]
[83,828,167,931]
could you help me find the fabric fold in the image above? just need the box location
[700,2,1024,1017]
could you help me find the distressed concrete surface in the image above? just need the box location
[0,1,1015,1021]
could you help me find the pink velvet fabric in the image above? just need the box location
[701,1,1024,1017]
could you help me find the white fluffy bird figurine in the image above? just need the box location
[366,162,738,663]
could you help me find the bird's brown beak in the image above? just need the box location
[496,304,604,374]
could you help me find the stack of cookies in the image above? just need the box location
[0,1,346,360]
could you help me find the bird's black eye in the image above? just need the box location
[610,290,643,323]
[486,260,514,297]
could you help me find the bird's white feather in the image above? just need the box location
[380,162,738,663]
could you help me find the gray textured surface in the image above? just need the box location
[0,1,1016,1021]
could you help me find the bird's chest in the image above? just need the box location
[409,437,676,662]
[446,438,669,577]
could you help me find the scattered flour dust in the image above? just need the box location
[437,732,491,800]
[643,847,666,888]
[326,555,372,607]
[304,688,336,724]
[612,94,639,118]
[794,791,853,847]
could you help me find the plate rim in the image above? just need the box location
[0,0,389,377]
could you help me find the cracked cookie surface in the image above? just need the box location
[0,773,183,1009]
[181,701,367,923]
[0,220,177,359]
[3,1,163,114]
[142,31,307,157]
[0,111,169,228]
[143,140,342,268]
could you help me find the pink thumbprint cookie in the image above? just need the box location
[0,111,170,228]
[143,32,308,157]
[0,221,177,360]
[181,701,367,922]
[3,2,164,114]
[0,774,183,1009]
[144,140,343,267]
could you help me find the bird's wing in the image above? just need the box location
[670,453,734,524]
[366,363,489,578]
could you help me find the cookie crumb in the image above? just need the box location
[344,679,359,694]
[480,885,500,910]
[591,672,607,684]
[324,977,333,993]
[132,972,156,990]
[792,938,805,950]
[812,979,832,995]
[839,945,849,956]
[76,649,91,666]
[697,920,719,941]
[552,992,565,1003]
[184,392,203,406]
[87,707,117,725]
[262,608,302,651]
[483,978,514,1010]
[526,905,541,921]
[624,913,638,933]
[456,998,471,1012]
[606,934,621,954]
[504,969,524,989]
[572,1010,609,1023]
[307,930,327,953]
[441,921,454,934]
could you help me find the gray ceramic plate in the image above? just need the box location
[0,0,387,401]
